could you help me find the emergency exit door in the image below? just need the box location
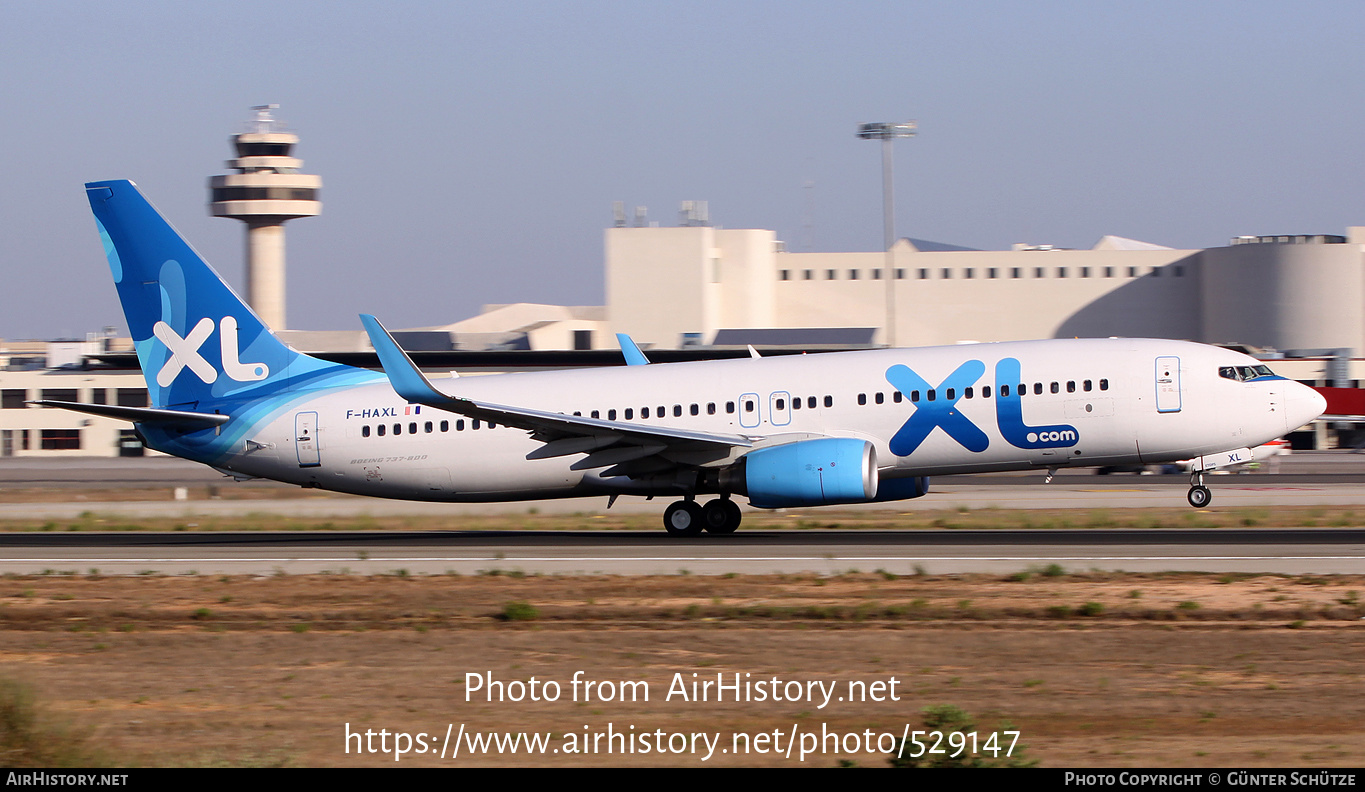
[295,411,321,467]
[1155,356,1182,413]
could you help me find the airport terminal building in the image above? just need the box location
[605,223,1365,356]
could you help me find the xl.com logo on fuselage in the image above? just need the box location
[886,357,1081,456]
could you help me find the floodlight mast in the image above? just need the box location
[857,121,917,348]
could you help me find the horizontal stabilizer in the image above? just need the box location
[30,400,229,427]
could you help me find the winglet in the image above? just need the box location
[616,333,650,366]
[360,314,449,405]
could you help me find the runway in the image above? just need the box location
[0,528,1362,576]
[4,455,1365,575]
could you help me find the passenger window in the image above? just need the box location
[607,410,616,421]
[488,422,496,429]
[377,424,386,436]
[982,385,991,398]
[792,399,801,410]
[1033,383,1042,395]
[946,388,955,400]
[393,424,401,435]
[424,421,433,433]
[1001,385,1010,397]
[707,403,716,415]
[1084,380,1092,392]
[858,393,867,405]
[1050,382,1059,394]
[1066,381,1075,393]
[591,410,600,419]
[928,390,937,402]
[744,401,754,412]
[457,420,465,431]
[964,387,973,399]
[473,419,481,429]
[573,411,581,416]
[808,396,817,409]
[875,392,884,404]
[893,391,903,403]
[440,420,449,432]
[911,390,920,402]
[624,408,633,420]
[690,404,699,415]
[362,425,371,438]
[658,405,665,416]
[409,422,417,434]
[824,396,833,407]
[775,399,785,410]
[674,405,682,417]
[642,407,650,418]
[1100,379,1109,391]
[726,402,735,414]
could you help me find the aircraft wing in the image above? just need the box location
[360,315,754,471]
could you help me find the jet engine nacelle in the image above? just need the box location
[744,437,878,508]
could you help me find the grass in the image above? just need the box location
[0,678,109,767]
[498,601,539,622]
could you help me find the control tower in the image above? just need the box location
[208,105,321,330]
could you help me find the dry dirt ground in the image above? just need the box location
[0,570,1361,767]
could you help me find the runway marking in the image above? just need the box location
[9,556,1365,564]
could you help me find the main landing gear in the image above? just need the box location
[663,497,742,536]
[1187,471,1212,508]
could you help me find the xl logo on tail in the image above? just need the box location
[152,316,269,387]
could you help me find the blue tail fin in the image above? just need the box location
[86,180,367,409]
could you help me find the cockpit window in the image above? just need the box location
[1220,364,1281,382]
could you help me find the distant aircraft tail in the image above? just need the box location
[85,180,365,410]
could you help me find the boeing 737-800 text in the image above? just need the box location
[38,181,1327,535]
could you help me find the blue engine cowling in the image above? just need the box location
[744,438,878,508]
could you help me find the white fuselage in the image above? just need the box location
[203,338,1319,504]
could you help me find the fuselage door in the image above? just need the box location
[295,411,321,467]
[739,393,761,428]
[769,391,792,426]
[1155,356,1182,413]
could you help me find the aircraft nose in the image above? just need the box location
[1284,381,1327,433]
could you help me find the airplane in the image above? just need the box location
[38,180,1327,536]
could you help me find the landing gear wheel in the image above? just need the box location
[1187,485,1212,508]
[702,499,742,534]
[663,500,705,536]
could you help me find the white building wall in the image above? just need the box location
[769,247,1201,347]
[607,227,719,348]
[1202,242,1365,352]
[0,370,153,458]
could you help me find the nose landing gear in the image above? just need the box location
[1187,471,1212,508]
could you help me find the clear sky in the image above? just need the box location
[2,1,1363,339]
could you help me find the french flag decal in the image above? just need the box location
[405,405,421,415]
